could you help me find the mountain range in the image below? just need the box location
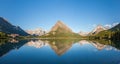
[26,28,47,36]
[79,31,89,36]
[0,17,28,36]
[0,17,119,37]
[90,23,120,40]
[79,25,107,36]
[79,23,120,36]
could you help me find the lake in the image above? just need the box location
[0,39,120,64]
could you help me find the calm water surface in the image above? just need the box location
[0,39,120,64]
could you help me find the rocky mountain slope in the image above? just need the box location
[44,21,80,37]
[89,25,106,35]
[0,17,28,36]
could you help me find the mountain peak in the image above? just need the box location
[57,20,63,24]
[50,20,72,33]
[55,20,65,27]
[90,24,106,35]
[96,24,105,29]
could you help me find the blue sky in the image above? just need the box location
[0,0,120,32]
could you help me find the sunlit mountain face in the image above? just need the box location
[90,25,106,35]
[45,21,74,37]
[50,21,73,33]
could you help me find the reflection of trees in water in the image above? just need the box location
[0,39,8,46]
[0,40,28,57]
[0,39,19,45]
[110,41,120,50]
[90,40,120,50]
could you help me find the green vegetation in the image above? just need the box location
[88,30,120,41]
[0,39,8,46]
[40,32,81,39]
[86,23,120,41]
[39,21,82,39]
[0,32,8,39]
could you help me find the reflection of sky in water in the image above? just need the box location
[0,40,120,64]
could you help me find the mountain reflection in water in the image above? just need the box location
[0,39,120,64]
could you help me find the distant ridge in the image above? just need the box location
[110,23,120,31]
[26,28,47,36]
